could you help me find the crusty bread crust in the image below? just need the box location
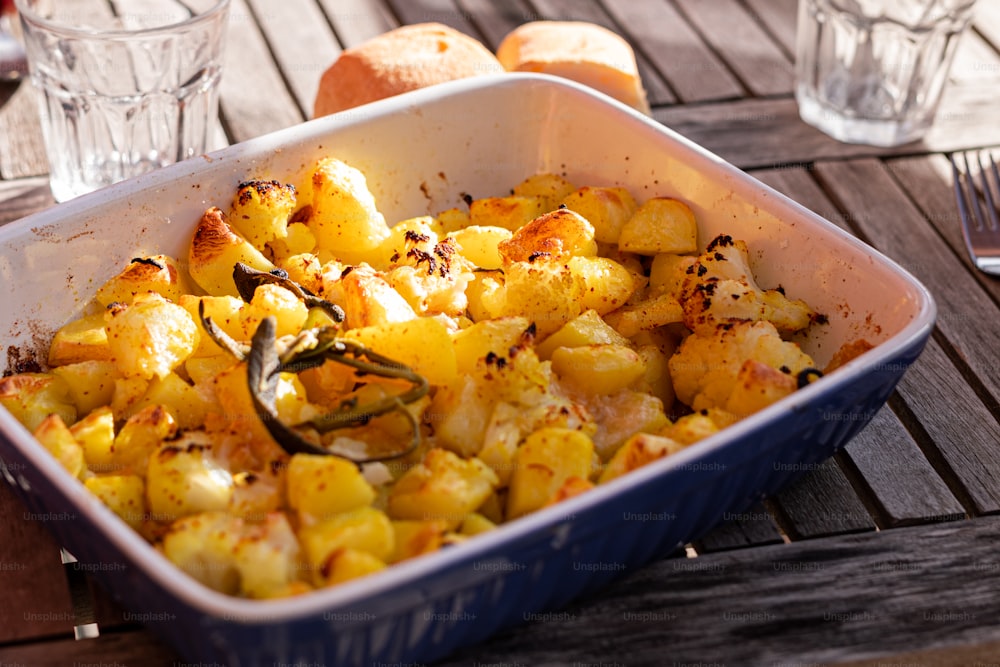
[313,23,503,117]
[496,21,650,114]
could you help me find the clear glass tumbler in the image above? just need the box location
[15,0,230,202]
[795,0,977,147]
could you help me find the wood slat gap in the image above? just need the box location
[458,0,536,51]
[928,324,1000,420]
[316,0,400,49]
[766,494,876,543]
[831,448,902,531]
[766,460,878,540]
[0,628,76,650]
[737,0,796,63]
[671,0,794,98]
[237,0,310,121]
[742,0,798,61]
[666,0,749,98]
[885,391,980,519]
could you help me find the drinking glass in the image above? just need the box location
[15,0,230,201]
[795,0,977,147]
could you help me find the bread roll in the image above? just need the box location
[313,23,503,117]
[496,21,650,114]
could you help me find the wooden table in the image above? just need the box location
[3,1,1000,665]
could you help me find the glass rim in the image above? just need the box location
[13,0,230,39]
[816,0,978,25]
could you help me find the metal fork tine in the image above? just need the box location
[983,151,1000,231]
[962,151,985,231]
[953,154,974,231]
[953,155,972,229]
[954,149,1000,276]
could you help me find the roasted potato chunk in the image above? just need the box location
[0,373,77,433]
[561,186,637,244]
[618,197,698,255]
[47,313,111,367]
[507,427,595,519]
[94,255,193,307]
[104,293,200,381]
[387,448,498,529]
[286,454,376,520]
[229,179,297,250]
[308,157,390,264]
[188,206,276,297]
[498,208,597,264]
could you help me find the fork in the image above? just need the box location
[952,150,1000,276]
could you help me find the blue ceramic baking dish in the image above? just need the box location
[0,73,935,665]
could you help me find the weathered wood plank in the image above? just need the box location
[0,481,76,643]
[384,0,484,37]
[840,406,966,526]
[316,0,398,48]
[218,0,303,142]
[524,0,677,106]
[673,0,794,97]
[0,626,180,666]
[891,335,1000,515]
[15,519,1000,667]
[0,176,53,224]
[970,1,1000,56]
[693,501,785,552]
[770,458,877,538]
[657,83,1000,170]
[950,31,1000,85]
[602,0,743,103]
[743,0,798,58]
[437,517,1000,666]
[0,84,47,180]
[245,0,341,119]
[457,0,535,50]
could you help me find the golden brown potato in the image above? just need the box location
[188,207,276,297]
[498,208,597,264]
[511,173,576,211]
[618,197,698,255]
[561,186,637,244]
[0,373,77,433]
[307,158,391,264]
[47,313,112,367]
[104,293,200,381]
[469,195,549,232]
[229,179,297,250]
[94,255,193,308]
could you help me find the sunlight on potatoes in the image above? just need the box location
[0,159,852,601]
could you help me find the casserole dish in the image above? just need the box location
[0,73,935,665]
